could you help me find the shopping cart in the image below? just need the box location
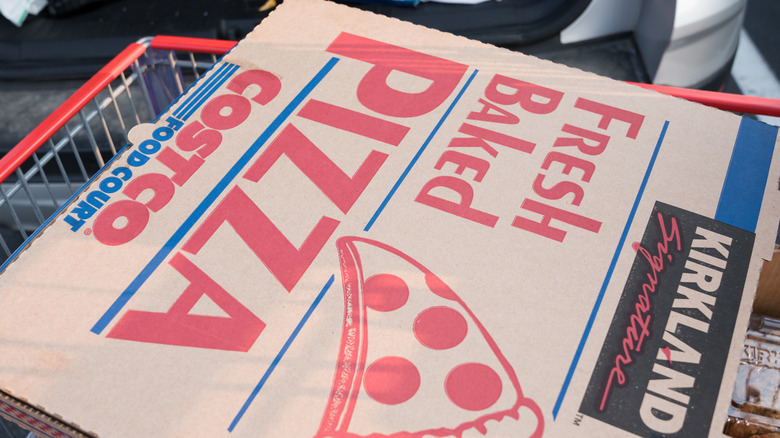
[0,33,780,438]
[0,36,236,268]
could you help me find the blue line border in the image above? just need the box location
[90,57,340,335]
[228,275,335,432]
[363,69,479,231]
[714,117,778,232]
[173,62,234,119]
[552,120,669,419]
[180,64,240,121]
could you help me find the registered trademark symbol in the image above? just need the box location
[84,228,92,236]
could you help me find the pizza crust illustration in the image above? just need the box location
[317,237,544,438]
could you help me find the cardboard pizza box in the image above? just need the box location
[1,0,779,436]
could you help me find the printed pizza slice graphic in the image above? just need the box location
[317,237,544,438]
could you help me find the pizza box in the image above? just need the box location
[1,0,780,437]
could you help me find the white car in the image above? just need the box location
[560,0,745,89]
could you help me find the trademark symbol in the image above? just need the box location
[84,228,92,236]
[573,412,584,426]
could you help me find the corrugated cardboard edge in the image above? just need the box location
[0,389,95,438]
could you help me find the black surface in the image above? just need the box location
[0,0,649,153]
[0,0,599,79]
[346,0,592,45]
[521,34,651,83]
[0,78,83,152]
[0,0,272,79]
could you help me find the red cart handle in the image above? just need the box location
[150,35,237,55]
[0,42,147,185]
[631,82,780,119]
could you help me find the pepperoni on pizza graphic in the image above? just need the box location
[317,237,544,438]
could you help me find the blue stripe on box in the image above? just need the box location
[364,69,479,231]
[180,64,240,121]
[173,62,234,119]
[552,120,669,419]
[228,275,335,432]
[715,117,778,232]
[90,57,339,335]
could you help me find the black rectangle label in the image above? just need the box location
[579,202,754,437]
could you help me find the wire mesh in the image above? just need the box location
[0,45,218,273]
